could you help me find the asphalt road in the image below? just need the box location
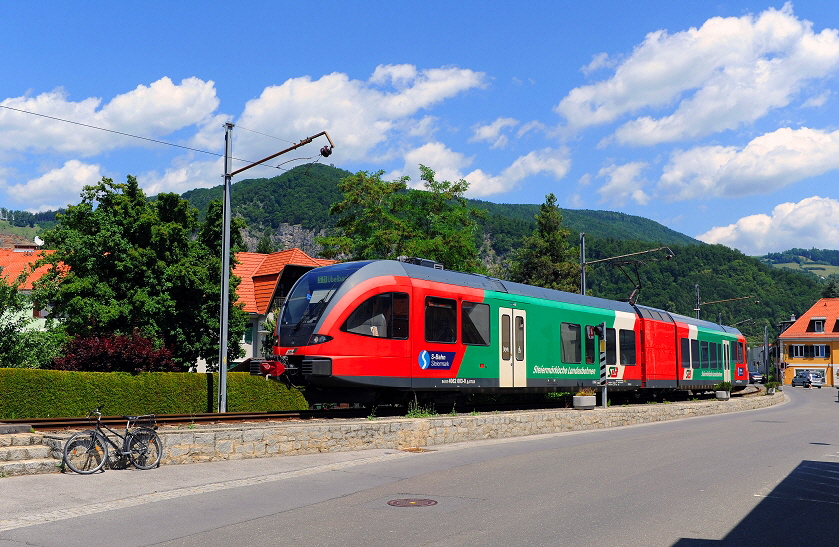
[2,388,837,547]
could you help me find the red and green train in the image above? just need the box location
[253,258,748,403]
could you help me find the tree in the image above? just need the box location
[0,268,65,368]
[507,193,580,292]
[33,176,248,370]
[317,166,485,272]
[0,268,32,366]
[821,278,839,298]
[255,230,279,254]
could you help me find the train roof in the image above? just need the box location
[316,260,744,336]
[346,260,638,314]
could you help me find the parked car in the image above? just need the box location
[749,371,765,384]
[791,370,824,388]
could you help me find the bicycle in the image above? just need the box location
[62,406,162,474]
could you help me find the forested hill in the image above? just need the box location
[584,239,822,345]
[178,164,699,252]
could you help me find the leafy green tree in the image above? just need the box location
[0,268,32,366]
[33,176,248,370]
[507,193,580,292]
[317,166,485,272]
[821,278,839,298]
[0,268,65,368]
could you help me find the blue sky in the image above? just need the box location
[2,1,839,255]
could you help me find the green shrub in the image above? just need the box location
[0,368,307,419]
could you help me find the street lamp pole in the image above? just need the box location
[218,122,234,413]
[216,127,334,413]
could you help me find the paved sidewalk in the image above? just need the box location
[0,448,409,532]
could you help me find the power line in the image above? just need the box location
[235,124,296,145]
[0,104,307,173]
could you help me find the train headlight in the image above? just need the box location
[308,334,333,345]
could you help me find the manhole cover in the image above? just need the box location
[387,498,438,507]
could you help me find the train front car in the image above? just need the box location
[259,259,639,403]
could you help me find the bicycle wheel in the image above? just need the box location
[127,427,162,470]
[63,430,108,474]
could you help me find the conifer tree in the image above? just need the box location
[507,193,580,292]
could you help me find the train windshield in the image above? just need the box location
[281,262,367,331]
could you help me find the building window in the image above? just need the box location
[814,345,828,358]
[791,345,805,358]
[813,320,825,333]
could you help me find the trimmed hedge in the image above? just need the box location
[0,368,308,419]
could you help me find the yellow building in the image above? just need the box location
[777,298,839,386]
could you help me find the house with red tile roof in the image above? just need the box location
[3,242,334,367]
[230,248,335,364]
[0,245,55,325]
[777,298,839,386]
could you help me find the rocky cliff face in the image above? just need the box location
[0,233,32,249]
[243,223,327,255]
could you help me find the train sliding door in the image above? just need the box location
[499,307,527,387]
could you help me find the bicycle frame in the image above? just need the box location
[90,412,156,455]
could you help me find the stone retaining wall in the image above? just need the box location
[139,392,784,465]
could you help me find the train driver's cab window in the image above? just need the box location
[561,323,581,364]
[342,292,409,339]
[619,329,636,365]
[462,302,490,346]
[426,297,457,343]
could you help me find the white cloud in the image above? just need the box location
[140,158,223,197]
[698,196,839,255]
[659,127,839,200]
[4,160,103,211]
[235,65,487,165]
[469,117,519,149]
[388,143,571,198]
[581,52,614,76]
[555,4,839,145]
[596,161,650,205]
[0,77,220,156]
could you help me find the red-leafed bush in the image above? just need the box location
[50,331,178,374]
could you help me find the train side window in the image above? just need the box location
[691,339,700,369]
[606,328,616,365]
[343,292,409,339]
[515,316,525,361]
[561,323,581,364]
[462,302,490,346]
[585,327,595,364]
[700,341,710,369]
[392,293,410,338]
[501,314,511,360]
[710,342,718,369]
[619,329,636,365]
[426,297,457,343]
[681,338,690,368]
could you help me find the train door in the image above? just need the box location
[499,307,527,387]
[723,341,732,383]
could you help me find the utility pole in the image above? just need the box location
[218,122,234,414]
[216,126,334,413]
[579,233,586,295]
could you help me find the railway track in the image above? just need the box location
[0,409,368,432]
[1,387,757,432]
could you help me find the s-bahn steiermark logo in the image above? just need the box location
[418,350,455,370]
